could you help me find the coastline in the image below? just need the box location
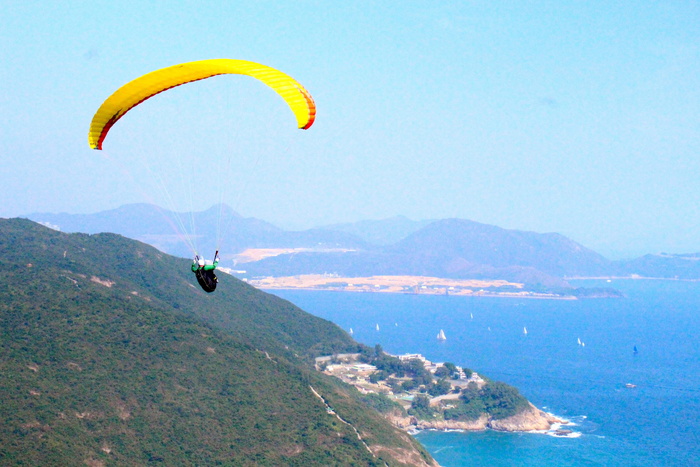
[243,274,578,300]
[389,403,568,435]
[568,275,700,282]
[262,286,578,300]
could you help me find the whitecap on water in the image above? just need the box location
[547,430,582,439]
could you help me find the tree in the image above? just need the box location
[444,398,486,421]
[427,379,452,397]
[408,394,434,420]
[386,377,402,393]
[401,379,417,392]
[357,346,373,363]
[406,358,426,374]
[460,382,480,402]
[434,366,450,378]
[480,381,529,420]
[411,394,431,411]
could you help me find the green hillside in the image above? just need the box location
[0,218,435,466]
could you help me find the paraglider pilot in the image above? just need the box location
[192,252,220,293]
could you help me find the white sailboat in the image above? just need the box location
[437,329,447,340]
[523,326,528,335]
[577,337,582,345]
[376,323,380,331]
[349,328,353,335]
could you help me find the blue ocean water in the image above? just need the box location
[271,280,700,466]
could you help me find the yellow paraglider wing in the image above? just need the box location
[88,59,316,150]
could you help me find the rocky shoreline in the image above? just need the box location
[388,403,566,434]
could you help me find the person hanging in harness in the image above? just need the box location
[191,251,220,293]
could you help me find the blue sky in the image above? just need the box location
[2,1,699,258]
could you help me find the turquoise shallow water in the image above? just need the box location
[272,280,700,466]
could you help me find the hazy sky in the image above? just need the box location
[2,1,699,258]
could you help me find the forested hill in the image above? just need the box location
[0,218,436,466]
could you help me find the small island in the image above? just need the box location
[316,347,567,434]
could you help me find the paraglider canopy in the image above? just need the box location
[88,59,316,150]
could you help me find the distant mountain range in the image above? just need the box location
[25,203,700,287]
[321,216,435,245]
[29,204,370,260]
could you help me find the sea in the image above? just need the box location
[270,279,700,466]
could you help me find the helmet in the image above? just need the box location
[198,258,205,266]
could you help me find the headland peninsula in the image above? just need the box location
[315,351,571,436]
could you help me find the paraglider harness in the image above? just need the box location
[192,251,219,293]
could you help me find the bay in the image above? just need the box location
[270,279,700,466]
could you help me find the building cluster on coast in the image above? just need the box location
[316,352,484,403]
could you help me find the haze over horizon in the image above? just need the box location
[3,2,699,259]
